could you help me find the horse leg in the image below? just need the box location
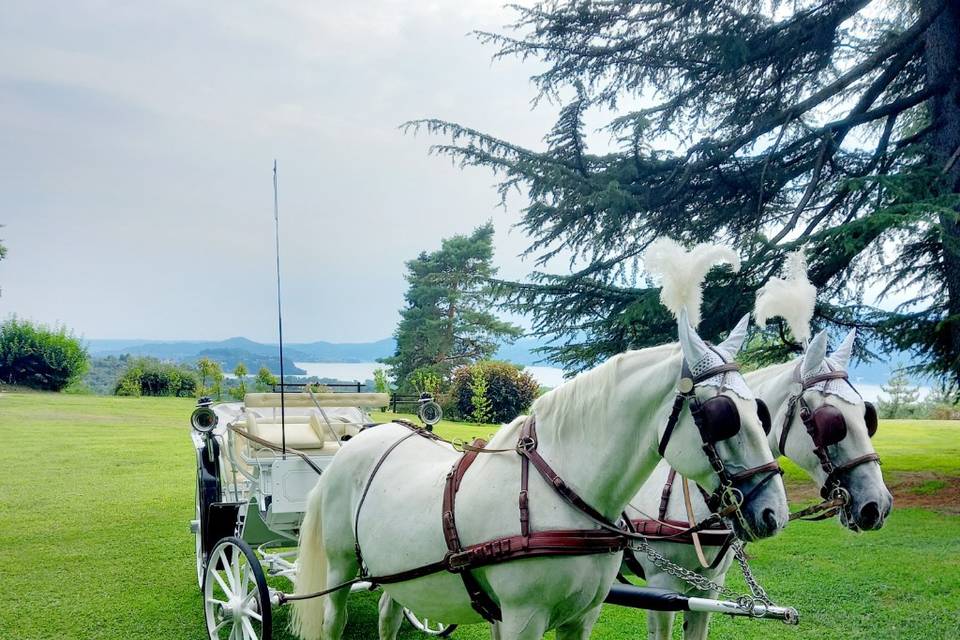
[681,610,713,640]
[321,557,356,640]
[643,571,679,640]
[377,593,404,640]
[646,610,675,640]
[494,608,549,640]
[555,604,603,640]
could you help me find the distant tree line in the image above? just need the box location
[879,366,959,420]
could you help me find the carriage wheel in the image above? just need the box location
[417,401,443,427]
[403,608,457,637]
[203,537,273,640]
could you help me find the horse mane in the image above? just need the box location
[527,344,682,455]
[744,360,796,387]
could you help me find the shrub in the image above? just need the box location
[373,368,392,394]
[114,358,198,397]
[451,361,539,424]
[0,317,89,391]
[469,367,493,423]
[929,403,960,420]
[408,367,443,395]
[254,366,276,392]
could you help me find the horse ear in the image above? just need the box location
[717,313,750,356]
[802,329,828,378]
[830,329,856,371]
[678,309,711,365]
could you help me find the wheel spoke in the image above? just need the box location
[219,549,238,591]
[241,617,259,640]
[212,619,230,636]
[233,556,245,593]
[213,569,232,597]
[245,607,262,622]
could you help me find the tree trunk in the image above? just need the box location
[925,0,960,378]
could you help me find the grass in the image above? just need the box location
[1,393,958,639]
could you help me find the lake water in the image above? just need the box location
[294,362,568,389]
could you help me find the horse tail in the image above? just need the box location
[291,478,328,640]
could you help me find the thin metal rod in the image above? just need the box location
[273,159,286,456]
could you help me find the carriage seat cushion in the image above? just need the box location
[246,413,331,451]
[309,414,361,440]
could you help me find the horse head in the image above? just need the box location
[658,311,789,541]
[774,329,893,530]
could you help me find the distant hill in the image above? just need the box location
[196,349,305,376]
[85,336,552,368]
[83,335,917,388]
[286,338,397,362]
[494,338,559,367]
[85,337,396,364]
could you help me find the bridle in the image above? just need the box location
[778,367,881,507]
[657,358,783,540]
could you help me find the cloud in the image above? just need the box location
[1,0,558,343]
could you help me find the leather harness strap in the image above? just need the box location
[441,439,502,621]
[658,468,677,520]
[353,419,627,623]
[517,418,615,527]
[627,469,735,573]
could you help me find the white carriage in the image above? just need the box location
[189,388,453,640]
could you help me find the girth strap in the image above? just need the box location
[441,438,502,622]
[658,468,678,520]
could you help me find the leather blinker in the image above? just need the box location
[756,399,772,435]
[808,404,847,448]
[864,401,878,438]
[697,395,741,443]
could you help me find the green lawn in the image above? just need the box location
[1,393,958,639]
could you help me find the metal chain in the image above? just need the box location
[732,541,773,605]
[628,536,776,615]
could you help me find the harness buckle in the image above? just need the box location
[445,550,473,572]
[516,436,536,452]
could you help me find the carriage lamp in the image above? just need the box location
[191,406,218,434]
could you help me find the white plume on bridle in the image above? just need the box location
[644,237,741,327]
[754,251,817,344]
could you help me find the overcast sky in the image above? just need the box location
[1,1,569,343]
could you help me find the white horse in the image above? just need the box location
[290,313,789,640]
[629,328,893,640]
